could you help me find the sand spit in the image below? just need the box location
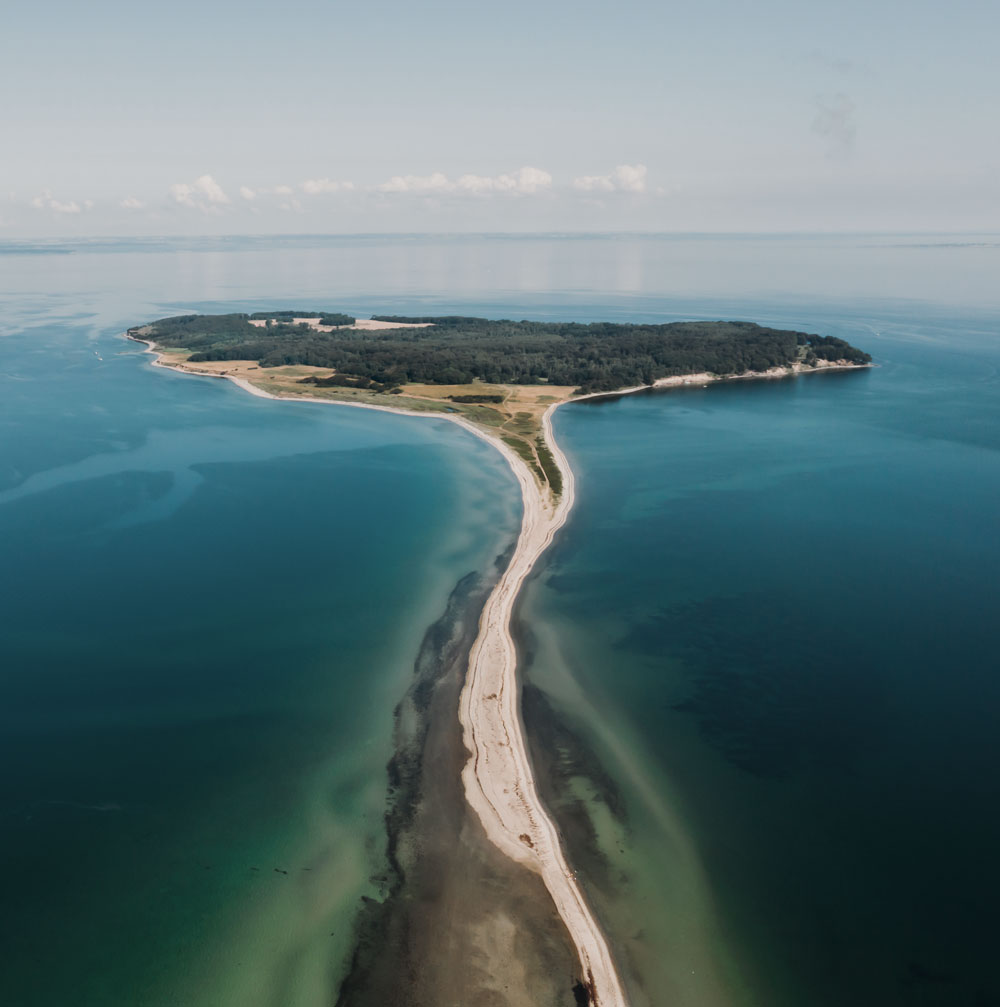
[129,332,627,1002]
[335,563,582,1007]
[129,329,871,1006]
[455,403,629,1007]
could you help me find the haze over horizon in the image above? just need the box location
[3,0,997,237]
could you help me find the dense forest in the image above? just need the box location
[248,311,356,326]
[134,312,871,393]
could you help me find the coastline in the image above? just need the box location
[454,397,629,1007]
[572,359,874,406]
[127,330,871,1006]
[130,330,628,1004]
[132,330,628,998]
[335,558,583,1006]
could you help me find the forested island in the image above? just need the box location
[132,311,870,393]
[128,311,871,500]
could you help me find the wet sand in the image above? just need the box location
[336,563,583,1007]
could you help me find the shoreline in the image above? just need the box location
[334,557,583,1005]
[130,330,628,1004]
[128,332,628,1003]
[454,397,629,1007]
[127,331,871,1006]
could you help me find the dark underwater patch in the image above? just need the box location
[622,593,886,779]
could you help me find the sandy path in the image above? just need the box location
[456,403,629,1007]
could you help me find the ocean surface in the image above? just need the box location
[1,233,998,1005]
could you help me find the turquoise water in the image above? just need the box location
[2,234,999,1005]
[0,279,520,1004]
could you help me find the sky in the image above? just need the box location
[2,0,998,236]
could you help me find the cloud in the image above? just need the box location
[169,174,230,212]
[300,178,355,195]
[457,166,553,195]
[378,171,454,194]
[812,93,856,157]
[30,189,87,214]
[573,164,648,194]
[377,166,552,196]
[119,196,146,210]
[241,182,316,201]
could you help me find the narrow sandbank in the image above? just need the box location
[131,328,628,998]
[129,328,871,1006]
[130,330,629,1003]
[336,561,582,1006]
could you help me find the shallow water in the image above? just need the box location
[0,279,520,1005]
[2,233,998,1005]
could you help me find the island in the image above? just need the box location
[126,311,871,1006]
[129,312,870,502]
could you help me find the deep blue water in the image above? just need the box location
[1,233,998,1005]
[526,304,1000,1005]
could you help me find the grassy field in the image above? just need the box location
[150,353,573,498]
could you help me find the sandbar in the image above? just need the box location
[128,327,872,1005]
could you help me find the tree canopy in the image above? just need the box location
[134,312,871,394]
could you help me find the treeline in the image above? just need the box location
[249,310,318,320]
[248,310,356,325]
[136,311,356,352]
[137,313,871,393]
[803,334,868,364]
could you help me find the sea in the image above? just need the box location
[1,233,998,1006]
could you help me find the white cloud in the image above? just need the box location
[300,178,355,195]
[455,174,496,194]
[510,166,553,194]
[378,166,552,196]
[457,166,553,195]
[378,171,454,194]
[573,164,648,194]
[120,196,146,210]
[30,189,87,214]
[169,174,230,212]
[241,182,313,201]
